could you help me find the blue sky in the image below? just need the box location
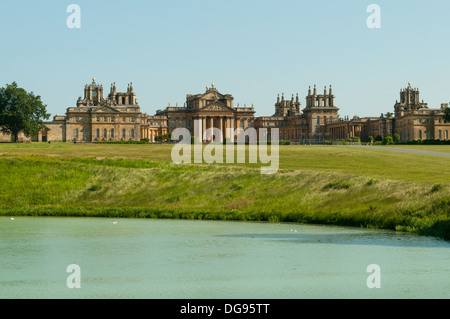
[1,0,449,118]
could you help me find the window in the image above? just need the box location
[240,119,244,128]
[111,129,114,139]
[446,130,449,140]
[75,128,79,139]
[131,118,135,123]
[317,116,321,125]
[96,128,100,139]
[122,97,126,105]
[419,130,422,139]
[111,117,115,122]
[83,118,88,123]
[104,128,107,138]
[330,116,334,122]
[104,117,107,122]
[439,130,442,140]
[248,119,251,127]
[186,118,191,128]
[157,122,161,126]
[122,129,126,139]
[131,129,135,139]
[426,130,430,139]
[96,117,100,122]
[179,119,183,128]
[83,128,88,139]
[75,118,79,122]
[122,117,126,123]
[171,119,175,128]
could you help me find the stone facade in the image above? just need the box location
[323,84,450,142]
[3,80,448,144]
[156,84,255,143]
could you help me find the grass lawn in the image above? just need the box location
[0,142,449,239]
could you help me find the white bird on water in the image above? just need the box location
[10,217,14,220]
[113,220,117,224]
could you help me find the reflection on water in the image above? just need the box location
[0,217,449,299]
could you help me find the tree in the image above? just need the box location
[444,107,450,123]
[368,136,374,144]
[375,135,382,142]
[0,82,49,142]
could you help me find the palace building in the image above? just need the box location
[1,79,449,143]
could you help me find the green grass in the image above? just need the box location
[0,143,449,240]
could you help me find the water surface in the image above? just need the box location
[0,217,448,298]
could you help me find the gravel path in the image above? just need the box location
[342,145,450,157]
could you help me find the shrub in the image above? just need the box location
[430,184,443,193]
[393,133,400,143]
[375,135,383,142]
[88,184,102,192]
[323,182,351,190]
[141,137,150,143]
[382,135,394,145]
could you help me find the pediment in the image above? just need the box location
[200,102,234,112]
[91,105,121,113]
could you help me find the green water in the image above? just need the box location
[0,217,449,299]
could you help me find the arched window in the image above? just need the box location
[240,119,244,128]
[317,116,321,125]
[122,129,126,139]
[83,128,88,140]
[248,119,251,127]
[111,129,114,139]
[75,128,79,139]
[104,128,107,138]
[446,130,449,140]
[96,128,100,139]
[419,130,422,139]
[131,129,135,139]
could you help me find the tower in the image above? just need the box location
[303,84,339,134]
[77,78,105,107]
[394,82,427,117]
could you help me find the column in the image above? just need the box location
[210,117,214,142]
[202,116,206,143]
[219,116,223,142]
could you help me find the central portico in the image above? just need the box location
[155,84,255,142]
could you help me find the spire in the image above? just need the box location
[296,93,299,103]
[277,94,280,103]
[313,85,317,95]
[308,86,311,95]
[324,86,327,95]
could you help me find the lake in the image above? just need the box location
[0,217,449,299]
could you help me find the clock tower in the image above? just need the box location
[77,78,105,107]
